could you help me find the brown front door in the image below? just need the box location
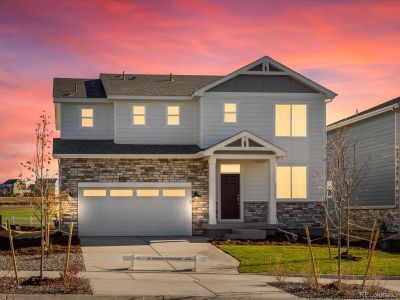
[221,174,240,219]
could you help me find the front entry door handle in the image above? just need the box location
[236,194,240,205]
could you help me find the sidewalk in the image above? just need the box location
[2,270,400,298]
[0,270,296,299]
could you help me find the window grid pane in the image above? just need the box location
[292,166,307,198]
[224,103,236,113]
[133,106,145,115]
[276,166,291,198]
[167,106,180,115]
[275,105,291,136]
[83,189,106,197]
[110,189,133,197]
[81,109,93,118]
[133,115,145,125]
[162,189,186,197]
[291,105,307,137]
[81,118,93,127]
[168,115,180,125]
[136,189,160,197]
[224,112,236,123]
[133,106,146,125]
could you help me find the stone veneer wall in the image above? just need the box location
[244,202,268,222]
[277,202,325,228]
[59,158,209,235]
[346,146,400,233]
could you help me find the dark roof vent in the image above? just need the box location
[169,73,174,82]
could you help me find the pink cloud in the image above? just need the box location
[0,0,399,182]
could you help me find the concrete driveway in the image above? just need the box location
[80,236,239,273]
[80,236,296,298]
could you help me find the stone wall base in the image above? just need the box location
[347,207,399,233]
[244,202,268,222]
[277,202,325,228]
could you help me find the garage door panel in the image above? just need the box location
[78,185,192,236]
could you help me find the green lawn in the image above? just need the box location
[218,244,400,276]
[0,207,40,226]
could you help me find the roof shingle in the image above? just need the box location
[53,78,106,98]
[53,139,202,155]
[99,73,222,97]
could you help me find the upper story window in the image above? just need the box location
[167,105,180,126]
[81,108,94,127]
[224,103,237,123]
[275,104,307,137]
[276,166,307,199]
[132,105,146,125]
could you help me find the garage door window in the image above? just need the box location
[110,190,133,197]
[136,189,160,197]
[162,189,186,197]
[83,189,106,197]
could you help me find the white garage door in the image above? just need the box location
[78,183,192,236]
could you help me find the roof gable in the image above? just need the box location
[203,131,286,157]
[193,56,337,98]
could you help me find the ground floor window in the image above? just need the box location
[276,166,307,199]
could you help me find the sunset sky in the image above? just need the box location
[0,0,399,182]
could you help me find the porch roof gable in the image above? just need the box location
[202,131,286,157]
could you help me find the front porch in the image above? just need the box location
[203,131,286,233]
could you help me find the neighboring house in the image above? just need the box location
[52,56,337,236]
[327,97,400,233]
[27,178,57,195]
[0,179,28,196]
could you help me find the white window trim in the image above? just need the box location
[80,107,95,129]
[223,102,238,124]
[274,104,308,137]
[276,165,308,200]
[132,105,147,127]
[165,104,182,127]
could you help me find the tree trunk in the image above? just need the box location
[346,203,350,253]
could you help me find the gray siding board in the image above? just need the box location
[114,100,197,144]
[202,93,326,202]
[328,112,396,206]
[61,103,113,140]
[209,75,318,93]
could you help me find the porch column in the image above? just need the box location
[208,156,217,224]
[269,158,277,224]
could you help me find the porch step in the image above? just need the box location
[224,229,267,240]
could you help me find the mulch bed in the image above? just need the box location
[0,233,86,271]
[271,281,400,299]
[0,276,92,294]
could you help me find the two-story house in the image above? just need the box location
[52,56,337,236]
[327,97,400,233]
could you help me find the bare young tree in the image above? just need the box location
[19,113,67,278]
[315,126,368,287]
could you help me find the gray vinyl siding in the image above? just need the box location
[114,100,197,144]
[60,103,113,140]
[202,92,326,201]
[208,75,318,93]
[331,112,396,207]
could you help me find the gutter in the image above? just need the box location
[327,103,400,131]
